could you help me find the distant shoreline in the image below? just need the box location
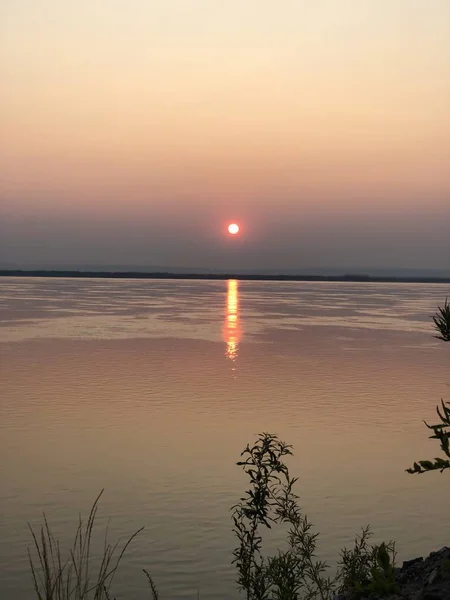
[1,270,450,283]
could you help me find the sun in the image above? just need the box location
[228,223,240,235]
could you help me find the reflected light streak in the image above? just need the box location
[224,279,241,365]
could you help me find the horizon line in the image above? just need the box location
[1,269,450,284]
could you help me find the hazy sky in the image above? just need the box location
[1,0,449,271]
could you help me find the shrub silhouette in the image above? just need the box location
[407,300,450,475]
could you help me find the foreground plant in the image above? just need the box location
[231,432,335,600]
[407,301,450,475]
[28,437,403,599]
[231,433,400,600]
[28,490,144,600]
[337,527,399,599]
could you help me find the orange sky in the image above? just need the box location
[0,1,449,270]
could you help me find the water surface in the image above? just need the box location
[1,278,449,599]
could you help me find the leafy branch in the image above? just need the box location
[407,300,450,475]
[406,400,450,474]
[433,298,450,342]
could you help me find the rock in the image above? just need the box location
[403,557,424,570]
[415,579,450,600]
[427,568,439,585]
[430,547,449,558]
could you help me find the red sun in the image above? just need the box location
[228,223,240,235]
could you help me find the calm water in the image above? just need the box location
[1,277,449,599]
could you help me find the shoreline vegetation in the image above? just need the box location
[25,302,449,599]
[1,269,450,283]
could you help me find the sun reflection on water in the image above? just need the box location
[224,279,241,365]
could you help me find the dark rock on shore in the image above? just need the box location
[335,546,450,600]
[398,546,450,600]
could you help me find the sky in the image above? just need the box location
[1,0,449,272]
